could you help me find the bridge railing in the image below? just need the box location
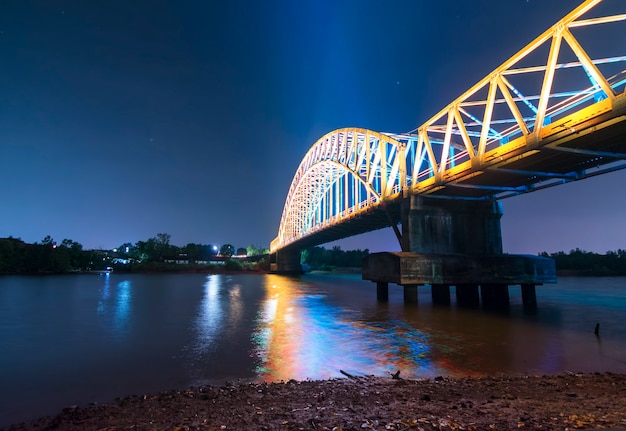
[401,0,625,195]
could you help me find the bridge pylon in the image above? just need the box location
[269,246,303,275]
[400,196,504,256]
[363,197,557,308]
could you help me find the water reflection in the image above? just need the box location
[252,275,438,381]
[115,280,131,331]
[97,274,132,333]
[225,283,243,336]
[194,275,224,354]
[96,273,111,314]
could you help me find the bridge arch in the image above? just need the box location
[274,128,409,251]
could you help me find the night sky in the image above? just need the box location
[1,0,625,254]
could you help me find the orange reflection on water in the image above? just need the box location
[252,275,305,380]
[252,275,438,381]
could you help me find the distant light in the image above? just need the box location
[125,247,129,253]
[213,246,218,251]
[113,248,117,252]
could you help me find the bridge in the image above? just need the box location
[270,0,626,306]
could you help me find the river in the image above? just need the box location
[1,272,625,427]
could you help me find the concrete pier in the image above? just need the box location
[521,284,537,308]
[363,196,557,308]
[432,284,451,305]
[362,252,557,287]
[456,284,480,307]
[362,252,555,307]
[269,247,304,274]
[403,284,419,304]
[376,282,389,302]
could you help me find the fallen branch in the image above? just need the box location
[340,370,358,379]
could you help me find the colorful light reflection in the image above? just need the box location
[251,275,442,381]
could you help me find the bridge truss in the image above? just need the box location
[272,0,626,253]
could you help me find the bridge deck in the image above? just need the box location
[430,107,626,200]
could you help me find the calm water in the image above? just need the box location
[1,273,625,426]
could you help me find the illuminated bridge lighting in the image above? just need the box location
[272,0,626,253]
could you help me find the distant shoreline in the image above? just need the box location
[0,268,268,276]
[2,268,624,277]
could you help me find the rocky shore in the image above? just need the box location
[4,372,626,430]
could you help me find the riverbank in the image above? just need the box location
[0,267,268,276]
[5,373,626,430]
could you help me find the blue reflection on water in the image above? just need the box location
[97,273,111,314]
[194,275,224,354]
[97,274,132,334]
[114,280,131,331]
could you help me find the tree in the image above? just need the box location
[220,244,234,257]
[116,242,134,256]
[224,259,242,270]
[155,233,171,247]
[0,237,27,272]
[41,235,54,247]
[236,247,247,256]
[139,233,175,261]
[301,246,369,269]
[59,238,84,269]
[183,243,202,260]
[134,240,152,261]
[246,244,269,256]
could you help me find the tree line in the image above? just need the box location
[301,246,370,270]
[0,236,92,273]
[112,233,268,262]
[300,246,626,274]
[540,248,626,276]
[0,233,269,274]
[3,234,625,276]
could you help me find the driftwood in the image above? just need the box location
[339,369,357,379]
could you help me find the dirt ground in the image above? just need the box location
[4,372,626,431]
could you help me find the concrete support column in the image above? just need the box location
[402,195,503,255]
[271,247,303,274]
[376,282,389,302]
[481,284,510,308]
[432,284,451,305]
[403,284,419,304]
[521,284,537,308]
[456,284,480,307]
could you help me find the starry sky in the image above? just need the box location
[1,0,625,253]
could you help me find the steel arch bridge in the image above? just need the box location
[271,0,626,254]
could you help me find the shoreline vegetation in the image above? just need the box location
[2,234,626,276]
[4,372,626,430]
